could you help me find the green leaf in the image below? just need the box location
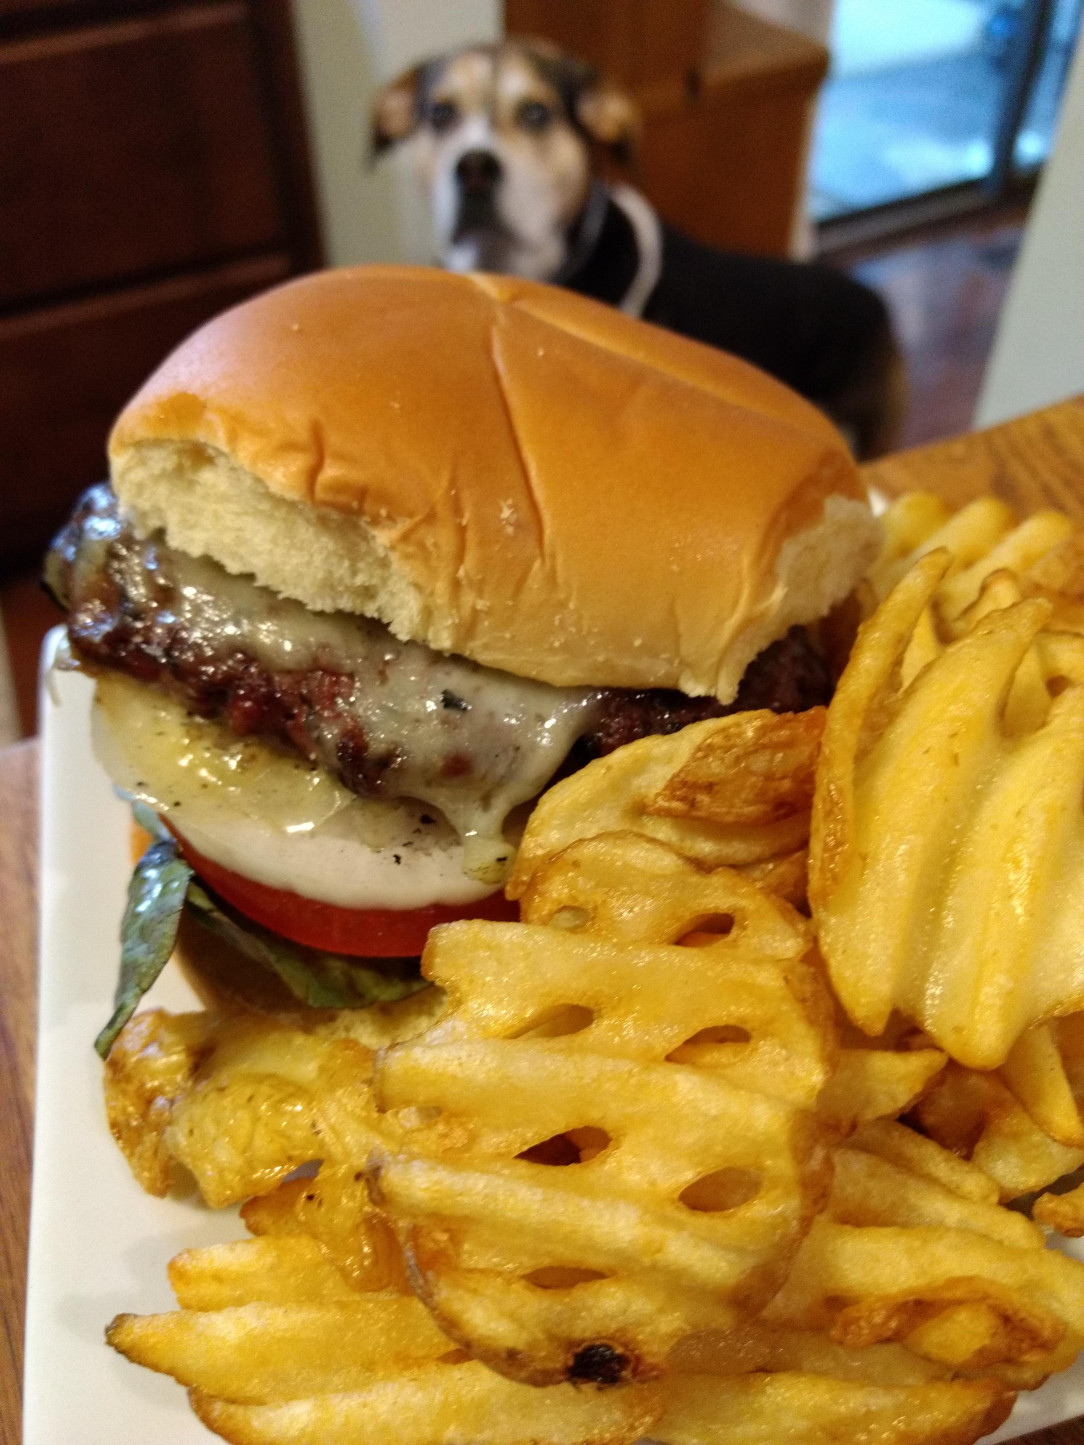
[95,837,194,1058]
[185,882,429,1010]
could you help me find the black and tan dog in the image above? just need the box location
[374,40,905,459]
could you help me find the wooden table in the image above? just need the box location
[4,397,1084,1445]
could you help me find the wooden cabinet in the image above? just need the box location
[503,0,712,87]
[505,0,827,258]
[0,0,321,574]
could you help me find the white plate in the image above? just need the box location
[26,637,231,1442]
[24,629,1084,1443]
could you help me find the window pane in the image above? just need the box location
[811,0,1002,218]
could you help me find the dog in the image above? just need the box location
[373,40,905,459]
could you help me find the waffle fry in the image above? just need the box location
[109,1236,1013,1445]
[655,1373,1011,1445]
[869,493,1075,614]
[865,494,1082,692]
[108,1295,456,1402]
[104,997,445,1207]
[1035,1177,1084,1235]
[762,1116,1084,1390]
[816,1046,947,1134]
[508,709,824,907]
[104,1010,378,1206]
[168,1236,361,1310]
[187,1368,1013,1445]
[241,1164,407,1293]
[370,840,835,1385]
[812,550,1084,1068]
[190,1364,663,1445]
[914,1061,1084,1202]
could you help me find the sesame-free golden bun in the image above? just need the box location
[109,265,879,702]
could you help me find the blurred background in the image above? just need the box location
[2,0,1082,743]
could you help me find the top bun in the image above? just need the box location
[109,266,878,701]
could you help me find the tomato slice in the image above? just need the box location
[171,829,519,957]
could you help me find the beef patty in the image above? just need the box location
[45,484,832,816]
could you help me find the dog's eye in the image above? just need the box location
[427,99,459,133]
[516,99,553,133]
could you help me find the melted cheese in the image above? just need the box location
[91,675,505,908]
[93,520,601,885]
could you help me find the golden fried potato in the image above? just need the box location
[509,710,822,902]
[190,1370,1013,1445]
[812,549,1084,1068]
[749,1104,1084,1388]
[826,1143,1041,1250]
[241,1164,407,1293]
[936,510,1075,623]
[117,1219,1017,1445]
[816,1048,946,1134]
[108,1293,459,1401]
[866,494,1084,704]
[370,867,836,1385]
[103,1009,214,1195]
[168,1236,359,1310]
[671,1324,956,1385]
[201,1368,1003,1445]
[512,835,835,1111]
[844,1120,998,1206]
[655,1372,1012,1445]
[915,1061,1084,1202]
[831,1279,1067,1374]
[764,1215,1084,1388]
[190,1362,664,1445]
[105,1008,386,1207]
[1000,1023,1084,1149]
[872,492,954,578]
[868,496,1017,606]
[112,1218,1018,1445]
[1035,1178,1084,1235]
[647,708,824,827]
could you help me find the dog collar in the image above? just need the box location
[552,180,612,289]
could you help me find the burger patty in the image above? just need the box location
[45,483,831,812]
[578,628,832,760]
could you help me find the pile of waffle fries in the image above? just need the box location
[101,492,1084,1445]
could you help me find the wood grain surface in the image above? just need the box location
[3,396,1084,1443]
[0,740,37,1445]
[863,393,1084,517]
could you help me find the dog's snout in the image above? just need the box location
[455,150,502,192]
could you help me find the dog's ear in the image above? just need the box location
[575,80,641,168]
[371,64,425,159]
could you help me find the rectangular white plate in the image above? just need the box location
[24,630,1084,1443]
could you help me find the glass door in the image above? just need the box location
[810,0,1083,221]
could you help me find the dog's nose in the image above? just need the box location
[455,149,502,192]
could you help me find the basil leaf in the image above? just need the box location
[95,837,194,1058]
[185,882,429,1010]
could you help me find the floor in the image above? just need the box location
[837,202,1026,449]
[0,204,1027,745]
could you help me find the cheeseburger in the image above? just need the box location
[43,266,879,1048]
